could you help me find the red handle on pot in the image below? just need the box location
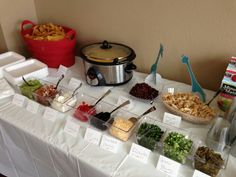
[21,20,35,33]
[66,30,76,40]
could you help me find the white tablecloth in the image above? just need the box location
[0,58,235,177]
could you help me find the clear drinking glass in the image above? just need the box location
[206,117,230,152]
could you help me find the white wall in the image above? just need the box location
[0,0,38,54]
[34,0,236,90]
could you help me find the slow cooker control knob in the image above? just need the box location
[86,67,106,86]
[88,72,96,80]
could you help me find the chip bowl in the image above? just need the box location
[162,93,216,124]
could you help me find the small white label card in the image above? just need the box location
[84,127,102,145]
[163,112,182,127]
[117,96,133,110]
[100,135,120,153]
[156,155,181,177]
[43,107,58,122]
[129,143,151,163]
[64,118,80,137]
[12,94,26,107]
[68,77,82,90]
[58,64,68,75]
[26,100,39,114]
[192,170,210,177]
[168,88,175,94]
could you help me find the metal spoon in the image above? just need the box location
[72,83,82,96]
[108,100,130,115]
[55,74,64,89]
[61,83,82,105]
[129,106,156,124]
[206,87,224,106]
[22,76,32,86]
[91,89,111,107]
[105,100,130,124]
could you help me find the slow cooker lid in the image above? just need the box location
[81,40,133,63]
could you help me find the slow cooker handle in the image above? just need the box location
[125,63,137,73]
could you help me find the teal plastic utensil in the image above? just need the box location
[181,55,206,102]
[150,44,164,84]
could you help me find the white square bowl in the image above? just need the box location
[0,51,25,78]
[3,59,49,85]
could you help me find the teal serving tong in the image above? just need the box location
[150,44,164,84]
[181,55,206,102]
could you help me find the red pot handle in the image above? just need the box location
[21,20,35,33]
[66,30,76,40]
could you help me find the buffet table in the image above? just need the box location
[0,58,235,177]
